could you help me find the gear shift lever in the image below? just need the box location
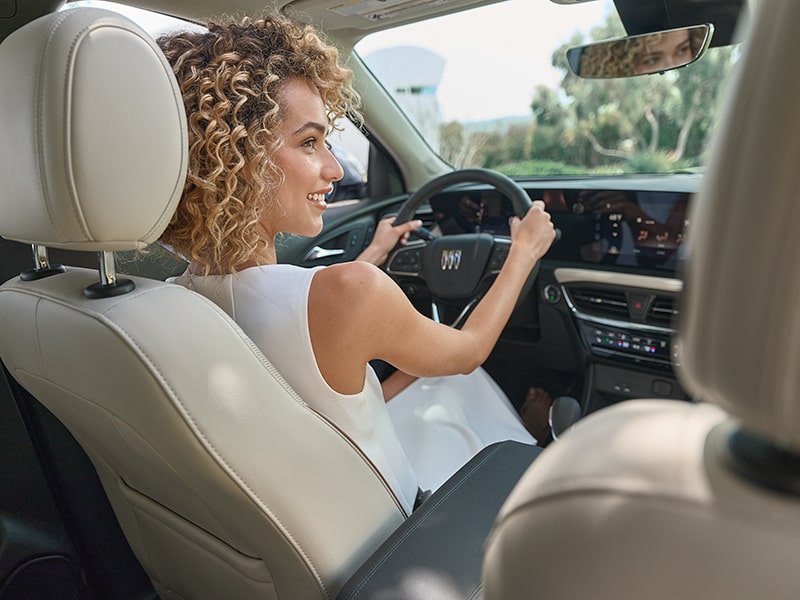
[549,396,581,440]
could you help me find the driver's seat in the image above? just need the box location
[482,0,800,597]
[0,8,407,598]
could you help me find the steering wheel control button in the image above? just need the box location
[543,284,562,304]
[389,249,422,274]
[488,243,510,272]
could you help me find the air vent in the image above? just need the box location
[648,296,679,327]
[568,286,629,320]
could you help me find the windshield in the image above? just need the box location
[356,0,739,176]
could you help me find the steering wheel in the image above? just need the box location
[388,168,537,327]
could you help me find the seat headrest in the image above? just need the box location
[678,0,800,450]
[0,7,187,251]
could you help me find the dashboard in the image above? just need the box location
[428,187,690,274]
[413,179,696,412]
[289,174,700,414]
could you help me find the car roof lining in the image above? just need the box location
[16,0,746,49]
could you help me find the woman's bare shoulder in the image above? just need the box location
[307,261,403,368]
[312,261,388,296]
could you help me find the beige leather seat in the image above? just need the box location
[0,8,407,599]
[483,0,800,597]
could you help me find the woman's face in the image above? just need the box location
[267,77,344,238]
[633,29,693,74]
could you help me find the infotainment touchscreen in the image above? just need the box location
[429,188,691,273]
[575,189,690,271]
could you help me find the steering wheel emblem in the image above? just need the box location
[441,249,462,271]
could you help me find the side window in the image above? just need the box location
[331,119,407,202]
[328,119,369,203]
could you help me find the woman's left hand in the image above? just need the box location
[356,217,422,266]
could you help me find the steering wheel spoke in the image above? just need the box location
[389,168,538,319]
[487,237,512,274]
[431,297,479,328]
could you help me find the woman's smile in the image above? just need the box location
[268,77,344,238]
[307,190,331,210]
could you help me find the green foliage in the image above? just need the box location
[472,123,535,169]
[460,10,738,175]
[624,150,684,174]
[496,160,586,176]
[495,160,628,177]
[439,121,485,168]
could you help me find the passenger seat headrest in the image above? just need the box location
[678,0,800,451]
[0,7,187,251]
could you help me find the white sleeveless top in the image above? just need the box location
[169,265,419,514]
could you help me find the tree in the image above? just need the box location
[460,11,738,173]
[529,86,577,164]
[438,121,486,168]
[548,13,738,170]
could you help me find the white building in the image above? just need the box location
[363,46,445,151]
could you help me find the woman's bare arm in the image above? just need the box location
[308,201,555,395]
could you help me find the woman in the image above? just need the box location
[578,25,707,78]
[158,15,555,512]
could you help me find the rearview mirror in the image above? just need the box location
[566,24,714,78]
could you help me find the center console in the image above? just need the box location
[553,267,687,406]
[576,321,673,369]
[425,181,695,409]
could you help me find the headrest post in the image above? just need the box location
[34,243,49,270]
[19,244,66,281]
[99,250,118,287]
[83,251,135,299]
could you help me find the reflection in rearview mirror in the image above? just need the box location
[567,24,714,79]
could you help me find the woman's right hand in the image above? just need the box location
[309,201,557,390]
[508,200,557,265]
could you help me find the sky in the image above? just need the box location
[355,0,615,122]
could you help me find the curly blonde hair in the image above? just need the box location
[578,26,707,78]
[579,35,650,78]
[157,15,360,275]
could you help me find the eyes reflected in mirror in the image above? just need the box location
[567,24,714,79]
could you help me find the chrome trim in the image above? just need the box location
[431,301,441,323]
[431,298,477,328]
[440,249,462,271]
[554,267,683,293]
[99,250,118,286]
[450,298,478,329]
[304,246,346,261]
[562,286,676,334]
[32,244,50,270]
